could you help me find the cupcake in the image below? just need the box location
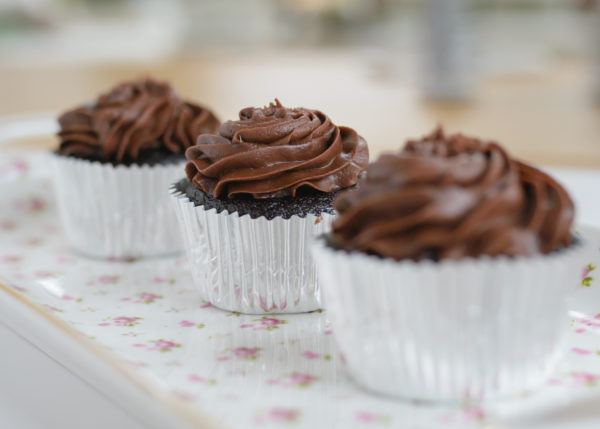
[171,99,369,313]
[51,77,220,258]
[313,127,588,401]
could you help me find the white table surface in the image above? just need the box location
[0,322,148,429]
[1,167,599,429]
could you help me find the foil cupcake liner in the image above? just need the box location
[171,186,334,314]
[50,154,184,259]
[313,238,592,402]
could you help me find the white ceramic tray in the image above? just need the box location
[2,122,600,429]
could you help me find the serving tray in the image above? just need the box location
[2,128,600,428]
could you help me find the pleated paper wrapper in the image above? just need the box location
[171,186,334,314]
[51,154,184,259]
[313,237,592,402]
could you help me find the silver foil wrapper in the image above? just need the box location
[313,238,591,402]
[50,154,184,259]
[171,186,334,314]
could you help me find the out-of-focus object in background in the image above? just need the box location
[594,0,600,102]
[0,0,184,65]
[579,0,600,102]
[0,0,52,34]
[422,0,474,101]
[277,0,385,45]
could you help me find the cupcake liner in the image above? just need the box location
[171,186,334,314]
[313,238,592,402]
[50,154,184,259]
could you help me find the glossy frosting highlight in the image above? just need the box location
[185,99,369,199]
[333,128,574,261]
[57,78,220,164]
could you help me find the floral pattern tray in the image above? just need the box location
[1,151,600,429]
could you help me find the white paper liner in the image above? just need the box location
[171,186,334,314]
[313,238,593,402]
[50,154,185,259]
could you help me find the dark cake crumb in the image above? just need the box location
[56,147,186,167]
[173,178,339,220]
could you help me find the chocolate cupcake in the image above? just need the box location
[171,100,369,313]
[51,77,220,258]
[313,128,589,401]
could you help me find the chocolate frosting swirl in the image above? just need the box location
[185,100,369,199]
[333,128,574,261]
[57,78,220,164]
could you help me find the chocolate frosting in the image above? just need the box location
[185,100,369,199]
[333,128,574,261]
[57,78,220,164]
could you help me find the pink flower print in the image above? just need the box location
[98,275,119,285]
[133,292,163,304]
[16,196,46,213]
[244,316,288,331]
[268,408,298,423]
[200,302,212,309]
[261,317,282,327]
[147,339,181,352]
[575,328,586,334]
[324,329,333,335]
[232,347,261,360]
[61,295,74,301]
[188,374,216,385]
[267,373,318,389]
[0,159,28,180]
[356,412,389,423]
[301,351,321,360]
[463,406,486,421]
[43,304,63,313]
[153,276,175,284]
[571,372,598,387]
[99,316,141,327]
[288,373,317,388]
[216,346,261,361]
[2,255,21,263]
[188,374,206,383]
[0,220,16,231]
[179,320,195,327]
[579,314,600,330]
[254,408,299,425]
[114,316,141,327]
[356,412,376,423]
[548,378,562,386]
[572,347,592,355]
[582,263,596,287]
[178,320,204,328]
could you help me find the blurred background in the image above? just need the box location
[0,0,599,166]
